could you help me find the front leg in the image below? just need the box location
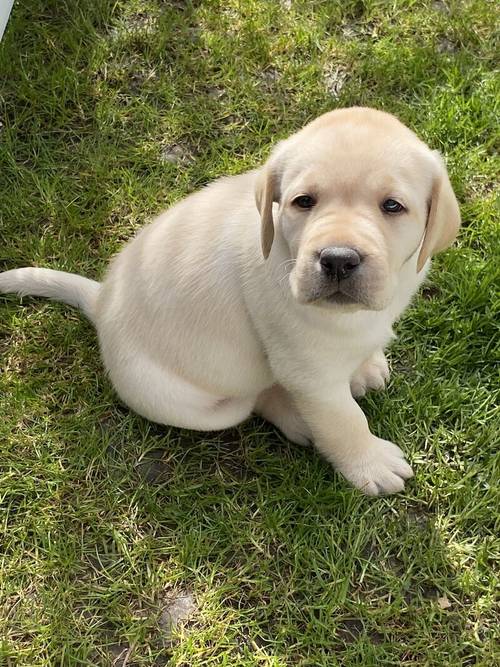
[287,382,412,495]
[350,349,390,398]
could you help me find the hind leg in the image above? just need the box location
[255,384,312,446]
[107,352,255,430]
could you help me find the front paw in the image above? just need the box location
[337,437,413,496]
[351,350,390,398]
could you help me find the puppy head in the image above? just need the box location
[255,107,460,310]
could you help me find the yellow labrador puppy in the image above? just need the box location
[0,107,460,495]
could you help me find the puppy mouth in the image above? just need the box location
[290,256,388,311]
[290,261,382,309]
[300,281,366,308]
[324,290,359,306]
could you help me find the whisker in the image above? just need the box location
[274,258,296,288]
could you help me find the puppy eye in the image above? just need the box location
[381,198,405,214]
[293,195,316,210]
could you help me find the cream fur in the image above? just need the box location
[0,107,461,495]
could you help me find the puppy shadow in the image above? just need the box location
[71,404,487,664]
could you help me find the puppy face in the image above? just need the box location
[256,108,461,311]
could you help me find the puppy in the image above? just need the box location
[0,107,461,495]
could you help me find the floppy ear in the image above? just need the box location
[255,141,288,259]
[255,164,279,259]
[417,152,461,272]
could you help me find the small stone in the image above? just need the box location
[261,68,280,83]
[159,593,197,644]
[208,86,225,99]
[433,0,450,13]
[160,144,191,165]
[437,595,452,609]
[437,38,457,53]
[135,449,169,483]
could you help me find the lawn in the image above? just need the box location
[0,0,498,665]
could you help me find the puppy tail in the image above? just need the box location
[0,267,100,323]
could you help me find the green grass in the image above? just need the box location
[0,0,498,664]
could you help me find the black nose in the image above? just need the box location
[319,247,361,280]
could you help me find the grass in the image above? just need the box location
[0,0,498,664]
